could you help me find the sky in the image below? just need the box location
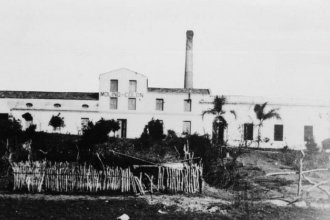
[0,0,329,100]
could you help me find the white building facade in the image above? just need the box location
[0,67,329,150]
[0,31,329,150]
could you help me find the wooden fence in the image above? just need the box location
[266,150,330,198]
[11,161,203,194]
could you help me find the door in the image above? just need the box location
[117,119,127,138]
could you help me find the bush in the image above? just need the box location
[48,113,65,131]
[305,137,319,154]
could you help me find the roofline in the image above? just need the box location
[99,67,148,79]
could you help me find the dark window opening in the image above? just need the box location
[244,123,253,140]
[54,103,61,108]
[82,104,89,108]
[26,103,33,108]
[274,124,284,141]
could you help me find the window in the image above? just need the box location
[81,118,89,129]
[184,99,191,112]
[110,80,118,92]
[304,125,313,141]
[274,124,284,141]
[128,98,136,110]
[54,103,61,108]
[26,103,33,108]
[129,80,137,92]
[110,97,118,109]
[82,104,89,109]
[183,121,191,134]
[156,99,164,111]
[244,123,253,140]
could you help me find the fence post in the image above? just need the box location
[297,150,305,196]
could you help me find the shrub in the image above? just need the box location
[305,137,319,154]
[22,112,33,121]
[48,113,65,131]
[147,118,164,140]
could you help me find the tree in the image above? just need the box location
[0,116,22,164]
[48,113,65,131]
[202,95,235,147]
[254,102,281,147]
[147,118,164,140]
[22,112,33,121]
[81,118,120,146]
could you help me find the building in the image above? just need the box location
[0,31,329,150]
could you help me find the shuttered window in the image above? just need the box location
[183,121,191,134]
[110,97,118,110]
[244,123,253,140]
[110,80,118,92]
[184,99,192,112]
[156,99,164,111]
[304,126,313,141]
[274,124,284,141]
[128,98,136,110]
[129,80,137,92]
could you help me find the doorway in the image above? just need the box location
[117,119,127,138]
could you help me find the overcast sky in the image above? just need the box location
[0,0,329,100]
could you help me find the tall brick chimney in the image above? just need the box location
[184,30,194,89]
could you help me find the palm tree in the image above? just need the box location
[254,102,281,147]
[202,95,235,146]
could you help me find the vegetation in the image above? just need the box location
[253,102,281,147]
[22,112,33,121]
[138,118,164,149]
[48,113,65,131]
[202,95,236,147]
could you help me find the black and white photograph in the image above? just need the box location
[0,0,329,219]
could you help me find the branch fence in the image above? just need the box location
[11,161,203,194]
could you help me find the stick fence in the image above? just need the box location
[11,161,203,194]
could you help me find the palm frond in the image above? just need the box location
[215,115,228,128]
[202,109,217,118]
[263,109,281,120]
[230,110,237,119]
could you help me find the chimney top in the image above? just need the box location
[186,30,194,39]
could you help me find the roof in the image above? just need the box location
[148,87,210,95]
[0,91,99,100]
[200,94,330,107]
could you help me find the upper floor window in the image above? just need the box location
[129,80,137,92]
[274,124,284,141]
[26,103,33,108]
[82,104,89,109]
[184,99,192,112]
[244,123,253,141]
[110,80,118,92]
[156,99,164,111]
[128,98,136,110]
[304,125,313,141]
[110,97,118,110]
[54,103,61,108]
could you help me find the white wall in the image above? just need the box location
[0,68,329,150]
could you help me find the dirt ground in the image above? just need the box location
[1,149,329,219]
[0,191,329,220]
